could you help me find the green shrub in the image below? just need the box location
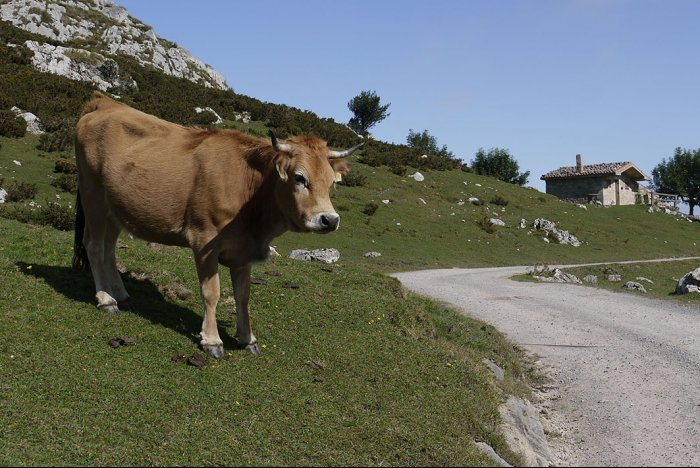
[0,201,75,231]
[338,171,367,187]
[390,165,407,176]
[37,126,75,152]
[477,216,496,234]
[54,158,77,174]
[51,173,78,194]
[0,110,27,137]
[0,203,34,224]
[362,202,379,216]
[490,195,509,206]
[36,201,74,230]
[5,181,38,202]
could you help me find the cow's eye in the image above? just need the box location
[294,173,307,187]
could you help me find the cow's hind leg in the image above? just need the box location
[102,216,133,310]
[83,219,120,313]
[195,253,224,358]
[231,264,260,355]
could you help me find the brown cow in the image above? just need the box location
[72,92,362,358]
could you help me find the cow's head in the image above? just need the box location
[271,132,363,233]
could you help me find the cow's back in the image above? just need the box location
[75,93,207,245]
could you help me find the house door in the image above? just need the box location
[615,179,620,205]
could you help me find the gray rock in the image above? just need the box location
[535,268,581,284]
[676,267,700,294]
[533,218,581,246]
[10,106,44,134]
[475,442,512,467]
[519,218,528,229]
[0,188,7,203]
[408,171,425,182]
[483,358,505,382]
[607,274,622,282]
[499,396,555,467]
[289,248,340,264]
[583,275,598,284]
[636,276,654,284]
[3,0,228,90]
[468,197,480,204]
[364,251,382,258]
[489,218,506,227]
[623,281,647,293]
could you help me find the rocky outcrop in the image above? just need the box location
[676,267,700,294]
[1,0,228,91]
[532,218,581,246]
[10,106,44,134]
[289,248,340,264]
[623,281,647,293]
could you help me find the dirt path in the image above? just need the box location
[393,263,700,466]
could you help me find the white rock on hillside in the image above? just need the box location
[194,107,223,124]
[10,106,44,134]
[2,0,228,91]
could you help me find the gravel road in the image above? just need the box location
[393,264,700,466]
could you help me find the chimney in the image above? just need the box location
[576,154,583,173]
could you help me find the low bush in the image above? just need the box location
[0,201,74,231]
[338,171,366,187]
[490,195,509,206]
[37,126,75,152]
[36,201,74,230]
[54,158,77,174]
[476,216,496,234]
[362,202,379,216]
[5,180,38,202]
[51,173,78,194]
[0,110,26,138]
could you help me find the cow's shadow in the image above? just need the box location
[17,262,239,350]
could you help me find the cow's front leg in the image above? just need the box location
[231,264,260,355]
[195,253,224,358]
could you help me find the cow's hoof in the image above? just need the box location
[118,297,134,311]
[245,343,262,356]
[98,303,120,314]
[202,344,225,359]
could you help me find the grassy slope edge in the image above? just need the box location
[0,218,542,466]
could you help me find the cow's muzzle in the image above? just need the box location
[307,212,340,233]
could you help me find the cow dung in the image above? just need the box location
[282,282,300,289]
[108,336,135,348]
[265,271,283,277]
[187,352,209,368]
[250,277,268,285]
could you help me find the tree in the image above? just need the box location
[406,129,454,159]
[471,148,530,186]
[347,90,390,137]
[652,147,700,215]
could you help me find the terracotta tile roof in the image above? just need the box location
[541,162,648,180]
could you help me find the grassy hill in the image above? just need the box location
[1,126,699,465]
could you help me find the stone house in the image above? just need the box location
[541,155,649,205]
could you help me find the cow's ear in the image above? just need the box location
[274,153,290,181]
[329,158,350,182]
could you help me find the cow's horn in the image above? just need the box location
[328,141,365,158]
[270,131,292,153]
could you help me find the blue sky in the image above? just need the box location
[118,0,700,196]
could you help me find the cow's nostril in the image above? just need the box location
[320,213,339,230]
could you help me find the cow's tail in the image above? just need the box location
[72,189,90,271]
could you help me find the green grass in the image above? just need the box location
[0,219,535,466]
[559,260,700,303]
[1,129,699,465]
